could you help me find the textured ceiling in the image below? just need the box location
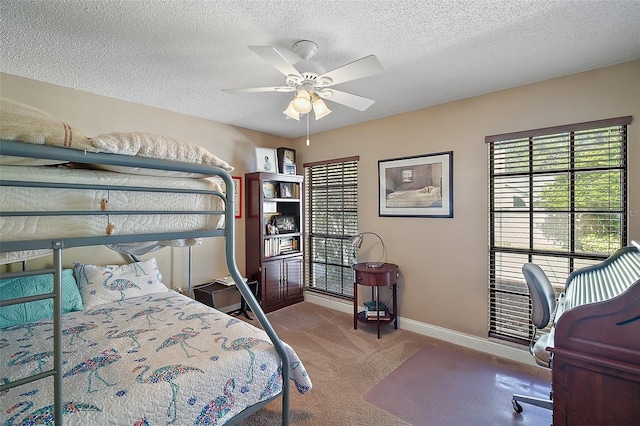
[1,0,640,139]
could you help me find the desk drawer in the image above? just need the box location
[355,269,395,287]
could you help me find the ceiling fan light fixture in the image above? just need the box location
[283,100,300,120]
[312,97,331,120]
[292,90,313,114]
[225,41,385,127]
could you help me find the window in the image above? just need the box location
[487,117,631,344]
[304,157,359,298]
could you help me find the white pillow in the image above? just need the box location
[90,132,234,172]
[74,258,169,308]
[0,97,96,153]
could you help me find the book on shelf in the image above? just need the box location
[366,313,391,320]
[363,301,387,311]
[366,310,387,317]
[264,236,299,257]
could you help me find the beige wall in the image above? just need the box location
[294,60,640,337]
[2,60,638,338]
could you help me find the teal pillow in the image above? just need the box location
[0,269,84,328]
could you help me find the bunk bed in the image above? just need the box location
[0,135,311,425]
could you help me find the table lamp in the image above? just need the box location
[349,232,387,268]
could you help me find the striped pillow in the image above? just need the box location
[0,97,96,156]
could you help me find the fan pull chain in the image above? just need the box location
[306,113,310,146]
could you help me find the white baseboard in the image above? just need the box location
[304,292,536,366]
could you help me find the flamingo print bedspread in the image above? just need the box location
[0,291,312,425]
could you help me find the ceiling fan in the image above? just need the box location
[222,40,385,121]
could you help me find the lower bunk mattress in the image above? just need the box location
[0,291,312,425]
[0,165,226,243]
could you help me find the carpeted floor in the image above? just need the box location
[240,301,551,426]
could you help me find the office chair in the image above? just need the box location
[511,262,556,414]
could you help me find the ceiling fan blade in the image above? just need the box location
[248,46,303,79]
[317,89,375,111]
[222,86,295,94]
[318,55,385,86]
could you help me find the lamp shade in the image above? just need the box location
[312,97,332,120]
[349,232,386,268]
[292,90,312,113]
[283,100,300,120]
[348,233,364,249]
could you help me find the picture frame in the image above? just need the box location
[218,176,243,219]
[274,215,297,233]
[277,147,297,175]
[255,147,278,173]
[378,151,453,218]
[279,182,293,198]
[262,182,277,198]
[232,176,242,219]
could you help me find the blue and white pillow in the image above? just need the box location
[74,257,169,308]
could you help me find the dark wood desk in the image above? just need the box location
[549,246,640,425]
[352,262,398,339]
[551,280,640,425]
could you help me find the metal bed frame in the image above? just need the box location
[0,140,291,425]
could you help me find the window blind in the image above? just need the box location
[304,157,359,298]
[487,117,630,344]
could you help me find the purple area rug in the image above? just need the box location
[363,344,552,425]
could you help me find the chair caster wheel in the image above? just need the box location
[512,399,523,413]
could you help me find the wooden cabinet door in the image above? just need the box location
[283,256,303,301]
[261,259,283,309]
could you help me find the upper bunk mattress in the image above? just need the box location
[0,166,225,244]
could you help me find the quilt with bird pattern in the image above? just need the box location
[0,291,311,425]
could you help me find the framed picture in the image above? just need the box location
[274,215,297,233]
[279,182,293,198]
[255,147,278,173]
[262,182,276,198]
[277,147,296,175]
[232,176,242,219]
[378,151,453,218]
[218,176,243,219]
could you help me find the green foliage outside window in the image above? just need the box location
[536,129,623,254]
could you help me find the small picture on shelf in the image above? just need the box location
[256,147,278,173]
[263,182,276,198]
[274,215,297,233]
[277,147,296,175]
[266,223,279,235]
[281,164,296,175]
[280,182,293,198]
[263,201,277,213]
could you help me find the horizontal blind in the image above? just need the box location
[304,158,358,298]
[487,117,629,343]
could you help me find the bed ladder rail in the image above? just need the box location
[219,173,292,426]
[0,248,65,425]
